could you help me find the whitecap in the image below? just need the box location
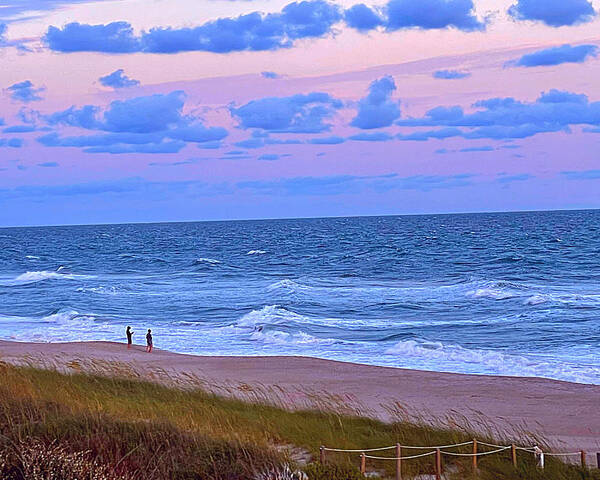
[266,279,312,293]
[249,329,337,346]
[4,270,93,286]
[247,250,267,255]
[466,288,516,300]
[193,257,221,265]
[25,255,40,260]
[384,338,600,384]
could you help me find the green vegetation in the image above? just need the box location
[0,362,598,479]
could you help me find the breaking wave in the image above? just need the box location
[1,271,94,286]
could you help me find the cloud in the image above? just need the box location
[351,76,401,129]
[344,4,384,31]
[496,173,534,184]
[47,105,101,129]
[83,141,185,154]
[6,80,44,102]
[45,22,140,53]
[348,131,394,141]
[148,158,198,167]
[167,123,228,143]
[397,127,463,141]
[99,69,140,88]
[433,69,471,79]
[44,0,487,56]
[343,0,485,33]
[561,169,600,180]
[261,71,280,79]
[308,135,345,144]
[46,1,342,54]
[510,44,598,67]
[508,0,596,27]
[460,146,494,152]
[385,0,485,31]
[258,153,282,160]
[235,137,268,149]
[0,138,24,147]
[3,125,36,133]
[396,89,600,139]
[238,172,475,195]
[198,141,224,149]
[102,91,185,133]
[231,92,342,133]
[40,91,227,154]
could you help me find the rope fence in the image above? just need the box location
[320,439,596,479]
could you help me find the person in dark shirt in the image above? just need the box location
[146,329,153,353]
[126,326,134,349]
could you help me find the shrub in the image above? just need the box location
[303,462,364,480]
[0,440,129,480]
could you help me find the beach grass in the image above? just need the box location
[0,360,598,480]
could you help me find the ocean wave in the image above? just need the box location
[266,279,313,293]
[25,255,40,260]
[1,270,94,286]
[384,339,599,384]
[249,329,336,346]
[76,285,125,295]
[192,257,221,265]
[235,305,305,328]
[247,250,267,255]
[467,288,517,300]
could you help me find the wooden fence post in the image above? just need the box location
[511,444,517,468]
[435,448,442,480]
[319,446,325,464]
[396,444,402,480]
[580,451,586,469]
[472,439,477,475]
[360,452,366,475]
[597,452,600,469]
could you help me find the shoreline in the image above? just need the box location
[1,339,599,453]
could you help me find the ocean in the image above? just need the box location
[1,210,599,384]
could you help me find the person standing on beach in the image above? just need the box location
[146,329,153,353]
[126,326,134,349]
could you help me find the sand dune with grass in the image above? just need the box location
[1,339,598,457]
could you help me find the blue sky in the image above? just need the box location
[0,0,599,225]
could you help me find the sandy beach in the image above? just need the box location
[1,339,598,455]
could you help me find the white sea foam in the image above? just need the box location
[25,255,40,260]
[467,288,516,300]
[3,270,93,286]
[384,339,599,384]
[249,329,335,346]
[235,305,306,328]
[266,279,312,293]
[193,257,221,264]
[76,286,122,295]
[247,250,267,255]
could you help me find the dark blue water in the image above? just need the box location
[1,211,599,383]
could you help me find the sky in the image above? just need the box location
[0,0,599,226]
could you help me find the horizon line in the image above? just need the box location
[2,206,598,229]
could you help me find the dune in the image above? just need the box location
[0,339,598,456]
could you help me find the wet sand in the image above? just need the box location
[0,340,598,455]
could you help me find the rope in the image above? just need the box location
[477,441,507,449]
[324,441,582,459]
[545,452,581,457]
[441,446,511,457]
[323,446,395,453]
[364,451,437,461]
[323,440,473,453]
